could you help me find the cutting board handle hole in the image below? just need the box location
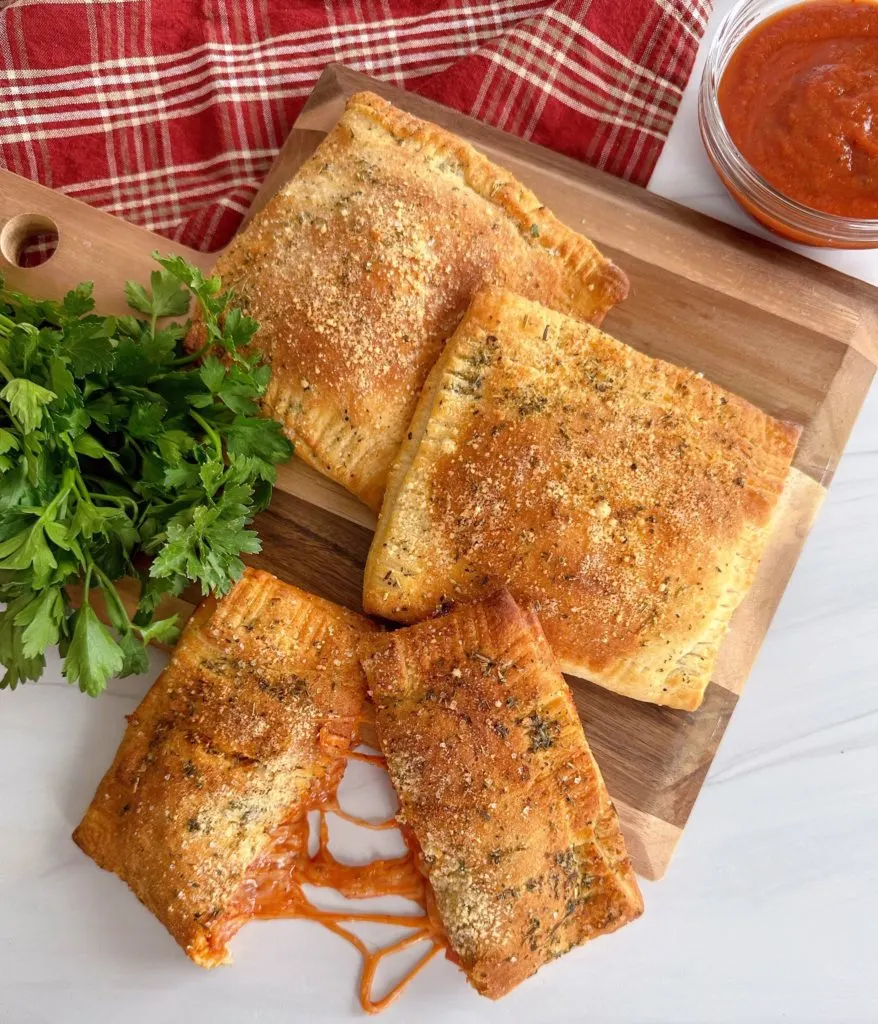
[0,213,59,268]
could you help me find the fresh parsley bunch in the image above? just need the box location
[0,256,292,695]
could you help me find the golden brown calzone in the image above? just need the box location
[364,289,801,710]
[361,590,643,999]
[73,569,374,966]
[196,91,627,509]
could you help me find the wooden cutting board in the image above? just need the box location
[2,63,875,881]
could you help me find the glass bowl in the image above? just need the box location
[698,0,878,249]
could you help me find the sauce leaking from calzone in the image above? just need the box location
[217,749,446,1015]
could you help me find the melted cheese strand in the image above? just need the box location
[328,801,398,832]
[230,752,446,1014]
[345,750,387,768]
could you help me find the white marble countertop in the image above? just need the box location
[2,3,877,1022]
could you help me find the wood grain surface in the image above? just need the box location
[1,63,874,880]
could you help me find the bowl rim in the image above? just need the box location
[699,0,878,240]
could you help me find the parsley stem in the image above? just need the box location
[81,563,93,604]
[39,468,76,524]
[0,398,18,428]
[81,477,137,505]
[190,410,222,459]
[74,474,92,504]
[87,490,139,514]
[0,358,14,383]
[127,437,147,461]
[77,470,139,521]
[171,343,208,366]
[91,562,134,632]
[0,313,17,342]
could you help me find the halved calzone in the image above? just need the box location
[73,569,374,966]
[364,289,801,710]
[198,91,627,509]
[361,590,643,999]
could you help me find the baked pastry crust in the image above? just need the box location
[363,288,801,710]
[73,569,374,967]
[361,590,643,999]
[198,90,627,509]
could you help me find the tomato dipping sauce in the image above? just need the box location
[718,0,878,221]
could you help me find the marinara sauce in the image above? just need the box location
[718,0,878,219]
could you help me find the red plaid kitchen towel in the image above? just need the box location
[0,0,710,253]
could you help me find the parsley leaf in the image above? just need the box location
[1,379,56,432]
[137,615,180,646]
[14,587,64,659]
[125,269,190,320]
[117,630,150,677]
[0,428,18,455]
[0,593,47,690]
[199,355,226,393]
[64,604,125,696]
[61,282,96,317]
[64,325,115,376]
[149,495,262,598]
[0,256,293,697]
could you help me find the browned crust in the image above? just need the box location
[364,288,801,710]
[361,591,642,999]
[73,569,375,967]
[193,90,627,509]
[345,93,629,319]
